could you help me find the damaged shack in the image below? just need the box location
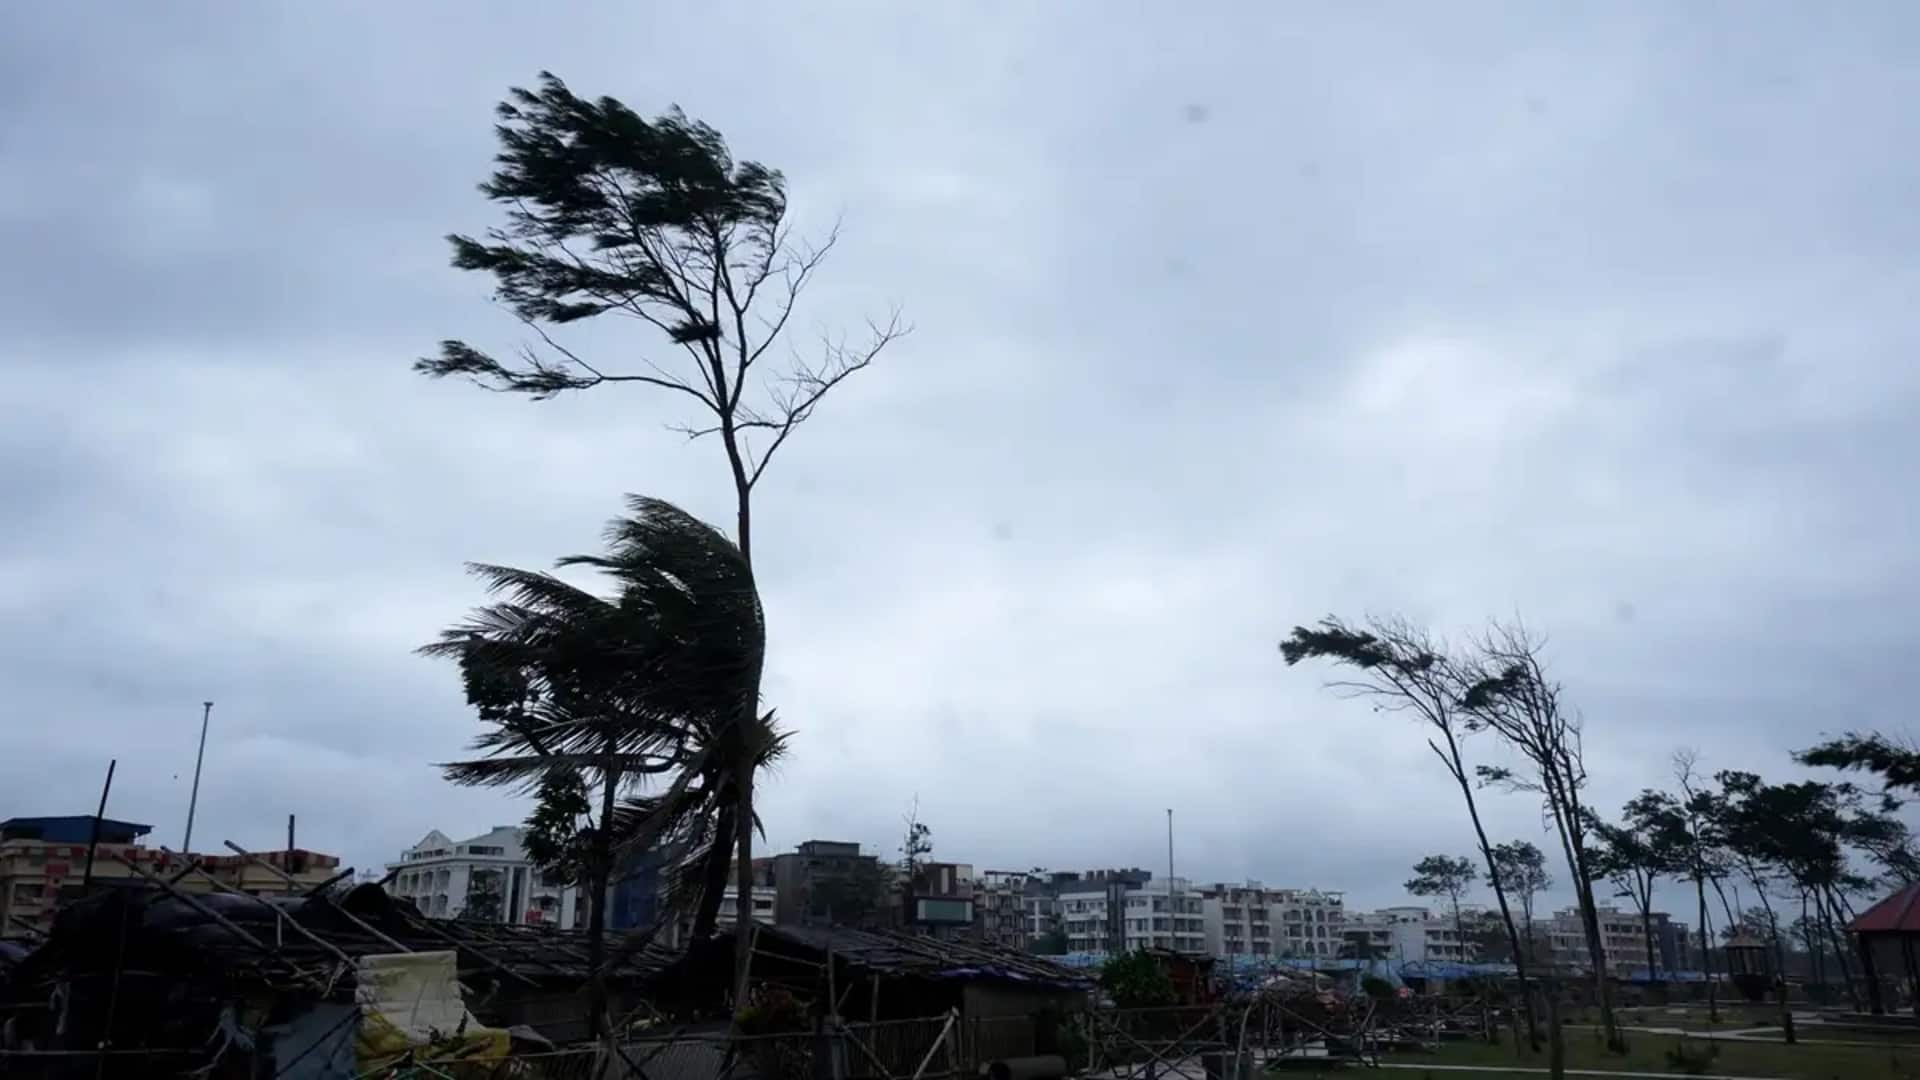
[645,924,1091,1068]
[0,875,669,1077]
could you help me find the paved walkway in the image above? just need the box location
[1375,1065,1783,1079]
[1595,1020,1909,1048]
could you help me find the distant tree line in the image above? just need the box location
[1283,614,1920,1058]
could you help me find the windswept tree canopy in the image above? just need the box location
[423,495,777,915]
[1406,854,1478,903]
[416,72,903,496]
[1799,733,1920,795]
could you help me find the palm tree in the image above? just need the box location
[423,495,768,1036]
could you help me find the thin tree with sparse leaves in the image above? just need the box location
[1406,854,1478,968]
[1280,615,1541,1048]
[417,72,905,1005]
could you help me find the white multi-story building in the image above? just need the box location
[1535,906,1666,976]
[386,826,580,928]
[1340,905,1474,963]
[717,884,778,927]
[1202,883,1345,958]
[1059,877,1206,955]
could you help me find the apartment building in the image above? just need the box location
[973,871,1030,950]
[1340,905,1475,963]
[1059,876,1206,955]
[1018,868,1142,948]
[1536,906,1675,976]
[770,840,892,928]
[1202,882,1346,959]
[1023,886,1061,944]
[385,826,578,928]
[718,882,779,926]
[1,816,341,941]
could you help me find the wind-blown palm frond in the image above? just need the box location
[423,494,774,1003]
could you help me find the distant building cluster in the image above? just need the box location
[0,816,342,942]
[1,812,1689,977]
[377,828,1692,976]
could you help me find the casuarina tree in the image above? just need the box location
[1280,615,1540,1048]
[1671,750,1732,1021]
[1406,854,1478,967]
[1458,620,1625,1053]
[1589,791,1688,982]
[1488,841,1552,963]
[418,73,905,1005]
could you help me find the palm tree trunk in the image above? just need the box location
[690,804,736,942]
[732,732,756,1006]
[587,752,621,1040]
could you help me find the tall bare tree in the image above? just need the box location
[1280,615,1540,1047]
[1458,620,1625,1053]
[418,73,905,1003]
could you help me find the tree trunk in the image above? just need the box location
[690,803,737,942]
[722,434,762,1014]
[1743,874,1794,1045]
[1443,733,1541,1048]
[1545,977,1565,1080]
[732,731,756,1006]
[1819,886,1860,1011]
[1573,877,1623,1050]
[1544,768,1622,1053]
[1639,895,1658,983]
[587,753,621,1040]
[1801,891,1824,993]
[1695,875,1717,1022]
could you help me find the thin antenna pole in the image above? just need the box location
[182,701,212,855]
[1166,808,1175,949]
[81,759,117,889]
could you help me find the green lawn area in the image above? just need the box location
[1579,1004,1793,1033]
[1374,1032,1920,1078]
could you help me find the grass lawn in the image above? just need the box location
[1376,1031,1920,1078]
[1579,1004,1792,1033]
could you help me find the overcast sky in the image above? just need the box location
[5,3,1918,916]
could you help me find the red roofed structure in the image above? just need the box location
[1849,881,1920,1014]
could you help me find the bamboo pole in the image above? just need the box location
[912,1009,959,1080]
[165,850,355,969]
[223,842,412,955]
[107,852,322,990]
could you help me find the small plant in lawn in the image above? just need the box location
[1664,1037,1719,1076]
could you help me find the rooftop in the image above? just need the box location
[1851,881,1920,935]
[0,816,153,845]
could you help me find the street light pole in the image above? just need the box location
[182,701,212,856]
